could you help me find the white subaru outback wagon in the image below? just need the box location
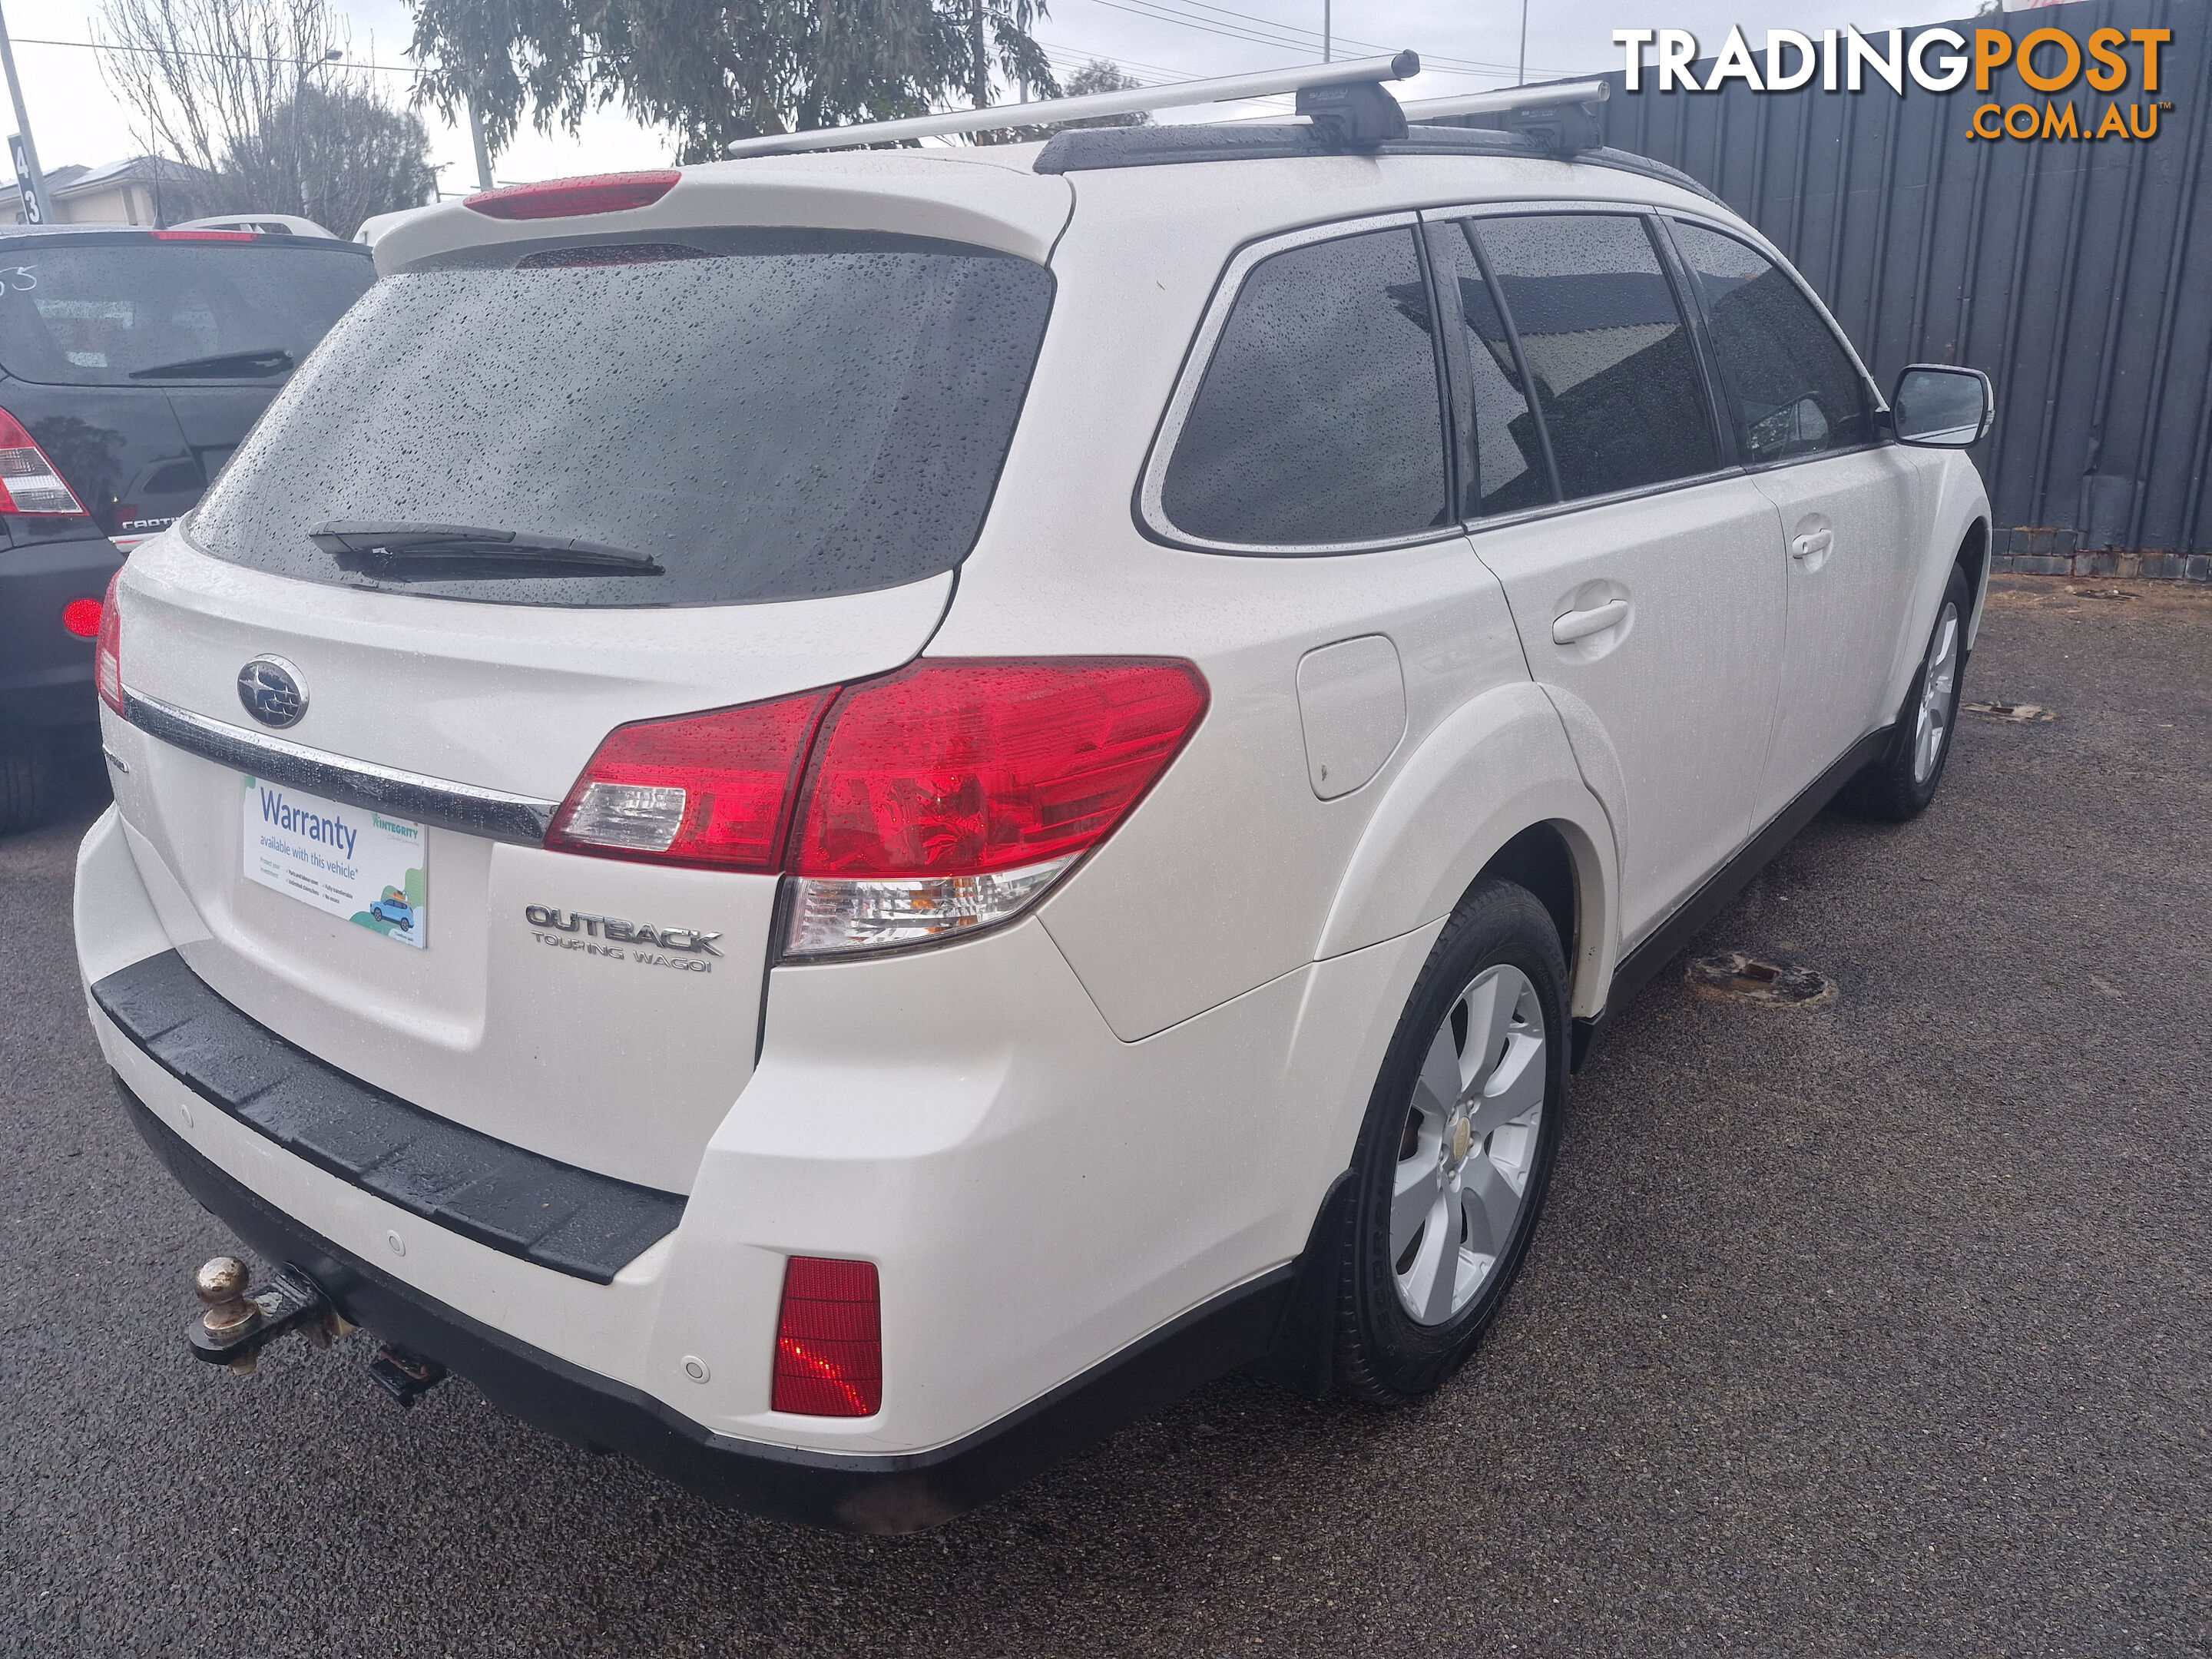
[75,77,1995,1532]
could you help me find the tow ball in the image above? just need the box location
[189,1257,448,1406]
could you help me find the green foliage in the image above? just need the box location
[409,0,1061,162]
[1059,57,1149,127]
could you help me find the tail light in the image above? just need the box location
[544,690,835,870]
[94,565,124,714]
[547,659,1207,956]
[772,1257,882,1417]
[60,597,104,638]
[0,408,88,515]
[465,171,680,220]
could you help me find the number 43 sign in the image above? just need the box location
[8,134,41,224]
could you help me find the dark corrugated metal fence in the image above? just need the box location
[1558,0,2211,576]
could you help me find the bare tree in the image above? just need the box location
[98,0,329,217]
[96,0,434,230]
[227,84,439,236]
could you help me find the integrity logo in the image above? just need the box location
[1613,24,2175,141]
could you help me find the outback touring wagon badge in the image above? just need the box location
[524,906,723,956]
[237,656,308,729]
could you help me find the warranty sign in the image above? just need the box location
[241,777,429,949]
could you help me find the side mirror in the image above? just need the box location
[1891,365,1992,448]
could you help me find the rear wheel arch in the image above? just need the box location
[1314,682,1619,1006]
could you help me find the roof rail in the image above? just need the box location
[1400,79,1611,157]
[725,51,1420,157]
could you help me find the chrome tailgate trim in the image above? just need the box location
[122,688,558,845]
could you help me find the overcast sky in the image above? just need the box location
[7,0,1979,203]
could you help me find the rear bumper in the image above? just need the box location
[119,1078,1294,1532]
[0,530,120,737]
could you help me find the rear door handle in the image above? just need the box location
[1552,599,1630,644]
[1790,528,1834,560]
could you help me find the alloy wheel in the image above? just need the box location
[1912,600,1962,785]
[1389,963,1547,1326]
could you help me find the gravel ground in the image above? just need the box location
[2,574,2206,1658]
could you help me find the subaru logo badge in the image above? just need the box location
[237,656,308,729]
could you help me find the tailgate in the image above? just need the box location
[104,531,951,1193]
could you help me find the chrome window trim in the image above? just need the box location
[1137,210,1465,558]
[121,688,558,846]
[1462,464,1750,536]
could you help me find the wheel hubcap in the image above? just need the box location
[1912,601,1961,785]
[1390,964,1547,1326]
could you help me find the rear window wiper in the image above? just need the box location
[308,521,664,575]
[129,347,295,379]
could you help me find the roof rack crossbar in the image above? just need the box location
[1396,80,1610,123]
[724,51,1420,157]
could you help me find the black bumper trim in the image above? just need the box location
[93,950,684,1283]
[118,1081,1296,1532]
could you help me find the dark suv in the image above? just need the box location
[0,225,373,830]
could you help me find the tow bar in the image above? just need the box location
[189,1256,449,1406]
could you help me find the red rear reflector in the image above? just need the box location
[0,406,89,515]
[545,689,837,871]
[61,598,103,638]
[793,660,1209,876]
[465,171,681,220]
[772,1257,882,1417]
[151,228,256,240]
[95,566,124,714]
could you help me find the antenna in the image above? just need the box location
[726,51,1421,157]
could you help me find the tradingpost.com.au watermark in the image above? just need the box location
[1612,25,2176,140]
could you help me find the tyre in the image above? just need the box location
[0,740,54,837]
[1839,563,1972,823]
[1333,879,1570,1404]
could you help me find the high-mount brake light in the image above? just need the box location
[94,566,124,714]
[151,228,257,240]
[772,1257,882,1417]
[545,659,1207,955]
[465,171,681,220]
[0,408,88,515]
[545,689,837,871]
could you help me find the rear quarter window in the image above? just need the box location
[1157,226,1449,549]
[187,229,1055,608]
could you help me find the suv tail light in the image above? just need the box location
[544,690,836,871]
[94,565,124,714]
[0,409,88,515]
[772,1257,882,1417]
[546,659,1207,956]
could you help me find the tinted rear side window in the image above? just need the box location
[189,230,1055,608]
[1160,227,1448,548]
[1473,214,1718,501]
[0,241,373,386]
[1432,224,1552,518]
[1670,221,1872,462]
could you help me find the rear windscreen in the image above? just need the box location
[187,229,1058,608]
[0,240,373,386]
